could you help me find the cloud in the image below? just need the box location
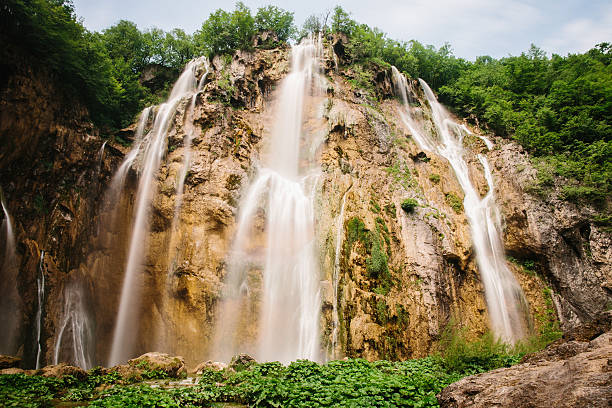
[541,4,612,55]
[72,0,611,60]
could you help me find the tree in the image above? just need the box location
[254,5,295,42]
[331,6,355,36]
[195,2,255,57]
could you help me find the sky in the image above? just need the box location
[72,0,612,60]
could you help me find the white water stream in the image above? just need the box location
[108,57,208,366]
[331,187,349,359]
[213,37,324,363]
[53,281,94,369]
[391,67,527,343]
[35,251,46,369]
[0,190,19,354]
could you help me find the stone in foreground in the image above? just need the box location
[437,331,612,408]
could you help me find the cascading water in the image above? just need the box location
[0,189,20,355]
[167,60,210,275]
[96,140,107,175]
[331,187,350,359]
[108,57,208,366]
[391,67,527,343]
[212,37,324,364]
[53,280,94,369]
[35,251,46,369]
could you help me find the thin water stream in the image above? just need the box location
[0,190,19,354]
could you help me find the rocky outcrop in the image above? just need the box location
[0,62,118,367]
[37,363,88,380]
[490,141,612,331]
[191,360,227,374]
[437,318,612,408]
[0,355,20,369]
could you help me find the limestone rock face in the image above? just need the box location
[1,40,610,369]
[490,143,612,329]
[437,330,612,408]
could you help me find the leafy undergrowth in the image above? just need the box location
[0,347,525,408]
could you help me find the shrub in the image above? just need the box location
[401,198,418,213]
[445,193,463,213]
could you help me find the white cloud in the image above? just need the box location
[541,4,612,55]
[73,0,611,60]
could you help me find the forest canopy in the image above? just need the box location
[1,1,609,205]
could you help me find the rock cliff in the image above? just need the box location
[0,39,610,368]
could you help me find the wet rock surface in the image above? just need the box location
[437,316,612,408]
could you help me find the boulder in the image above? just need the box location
[0,368,26,375]
[229,354,256,372]
[0,355,21,369]
[38,363,88,380]
[191,360,228,374]
[437,331,612,407]
[127,352,186,378]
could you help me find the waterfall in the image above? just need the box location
[0,190,19,354]
[391,68,527,343]
[35,251,46,369]
[53,280,94,369]
[167,59,210,269]
[108,57,208,366]
[96,140,107,175]
[331,188,349,359]
[212,37,324,364]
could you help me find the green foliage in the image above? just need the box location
[344,217,392,295]
[385,160,417,190]
[445,193,463,213]
[299,14,326,38]
[440,324,523,375]
[195,3,294,57]
[195,4,253,57]
[331,6,356,36]
[0,374,61,407]
[535,288,563,345]
[428,174,441,184]
[1,1,201,130]
[401,198,418,213]
[254,5,296,44]
[507,256,536,276]
[376,299,389,324]
[384,203,397,218]
[346,63,376,98]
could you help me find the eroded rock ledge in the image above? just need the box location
[437,312,612,408]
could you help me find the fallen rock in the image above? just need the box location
[192,360,228,374]
[229,354,256,372]
[37,363,88,380]
[0,368,26,375]
[437,331,612,408]
[0,355,21,369]
[521,310,612,364]
[127,352,186,378]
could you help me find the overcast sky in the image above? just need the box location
[72,0,612,60]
